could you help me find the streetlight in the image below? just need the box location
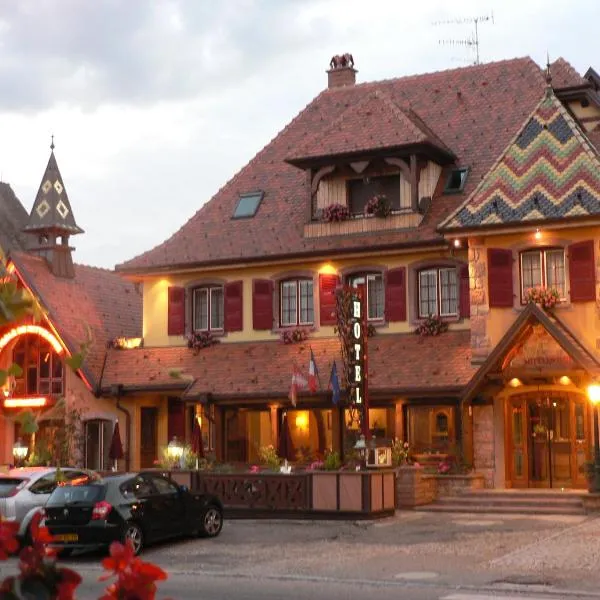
[167,436,184,469]
[587,384,600,492]
[12,438,28,467]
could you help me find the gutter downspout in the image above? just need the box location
[113,385,131,472]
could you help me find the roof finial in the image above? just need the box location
[545,52,552,86]
[50,134,55,152]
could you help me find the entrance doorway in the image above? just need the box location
[507,393,589,488]
[140,407,158,469]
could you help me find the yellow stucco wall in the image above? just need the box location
[470,225,600,358]
[567,100,600,132]
[142,248,470,347]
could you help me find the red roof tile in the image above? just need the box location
[550,58,587,89]
[100,331,475,397]
[11,252,142,388]
[118,57,550,273]
[287,90,453,163]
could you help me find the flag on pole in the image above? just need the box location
[308,347,320,393]
[329,361,341,405]
[288,364,307,407]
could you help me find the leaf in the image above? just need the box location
[65,353,84,371]
[0,370,7,388]
[7,363,22,378]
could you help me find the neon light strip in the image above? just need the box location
[0,325,63,355]
[4,397,48,408]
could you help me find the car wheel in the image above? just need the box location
[198,505,223,538]
[123,522,144,555]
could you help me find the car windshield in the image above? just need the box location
[46,484,105,506]
[0,478,26,498]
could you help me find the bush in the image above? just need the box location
[323,450,342,471]
[258,445,281,471]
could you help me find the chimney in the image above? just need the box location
[327,53,357,89]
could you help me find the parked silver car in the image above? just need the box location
[0,467,99,543]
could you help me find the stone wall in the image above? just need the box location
[396,466,436,507]
[473,405,495,487]
[434,474,486,497]
[468,238,491,363]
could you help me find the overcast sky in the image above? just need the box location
[0,0,597,269]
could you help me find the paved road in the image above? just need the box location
[3,511,600,599]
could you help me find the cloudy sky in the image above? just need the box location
[0,0,597,268]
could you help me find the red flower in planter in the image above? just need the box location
[0,517,19,559]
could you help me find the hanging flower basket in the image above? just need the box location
[322,203,350,223]
[280,327,310,344]
[525,287,560,310]
[415,314,448,336]
[364,194,391,218]
[186,331,220,352]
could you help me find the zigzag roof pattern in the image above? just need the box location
[441,89,600,230]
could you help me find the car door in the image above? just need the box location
[127,475,161,542]
[146,475,186,538]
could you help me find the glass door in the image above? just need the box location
[529,399,551,487]
[508,397,528,487]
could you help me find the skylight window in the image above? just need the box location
[233,192,264,218]
[444,168,469,194]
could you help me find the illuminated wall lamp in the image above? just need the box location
[295,412,309,431]
[559,376,572,386]
[4,397,48,408]
[508,378,522,388]
[534,228,542,240]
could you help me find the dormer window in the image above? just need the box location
[233,192,264,219]
[444,168,469,194]
[347,175,401,215]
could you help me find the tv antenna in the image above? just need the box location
[434,12,494,65]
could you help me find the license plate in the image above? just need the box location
[54,534,78,543]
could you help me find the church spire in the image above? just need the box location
[23,141,84,278]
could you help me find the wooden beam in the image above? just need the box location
[350,161,370,173]
[311,165,335,197]
[383,157,411,180]
[410,154,419,212]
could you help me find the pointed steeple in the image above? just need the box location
[23,140,84,278]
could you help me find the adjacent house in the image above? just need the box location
[0,147,141,470]
[106,55,600,489]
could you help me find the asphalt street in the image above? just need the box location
[3,511,600,599]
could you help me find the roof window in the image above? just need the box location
[233,192,264,218]
[444,168,469,194]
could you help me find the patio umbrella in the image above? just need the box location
[278,412,295,463]
[191,416,204,468]
[109,421,124,471]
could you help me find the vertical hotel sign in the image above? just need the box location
[350,288,369,436]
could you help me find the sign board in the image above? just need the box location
[349,288,369,436]
[509,325,574,370]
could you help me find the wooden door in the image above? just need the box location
[506,396,528,487]
[571,397,590,488]
[140,407,158,469]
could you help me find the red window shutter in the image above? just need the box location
[385,267,406,322]
[569,240,596,302]
[459,264,470,318]
[167,286,185,336]
[487,249,514,307]
[252,279,273,330]
[167,398,185,441]
[224,280,244,332]
[319,273,339,326]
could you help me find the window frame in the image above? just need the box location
[232,191,264,219]
[279,278,314,328]
[192,285,224,333]
[417,267,459,318]
[519,247,567,303]
[348,272,385,322]
[443,168,469,194]
[12,334,63,397]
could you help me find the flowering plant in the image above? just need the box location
[322,203,350,223]
[258,444,281,471]
[437,460,452,474]
[525,287,560,310]
[281,327,310,344]
[415,314,449,336]
[391,438,411,466]
[364,194,391,218]
[186,331,220,353]
[305,460,325,471]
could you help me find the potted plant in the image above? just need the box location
[525,287,560,310]
[415,314,449,336]
[364,194,391,218]
[322,203,350,223]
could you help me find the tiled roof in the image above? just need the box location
[99,331,475,397]
[11,251,142,388]
[550,58,588,89]
[0,183,31,255]
[287,90,453,163]
[118,57,554,273]
[441,90,600,230]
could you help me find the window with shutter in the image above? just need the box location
[252,279,274,330]
[280,278,314,327]
[192,285,224,332]
[167,286,185,336]
[224,281,243,332]
[487,249,514,307]
[569,240,596,302]
[319,274,339,326]
[519,248,566,302]
[385,267,406,322]
[349,273,384,320]
[416,267,458,317]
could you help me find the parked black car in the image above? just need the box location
[43,472,223,555]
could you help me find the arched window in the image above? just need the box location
[12,334,63,396]
[280,278,314,327]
